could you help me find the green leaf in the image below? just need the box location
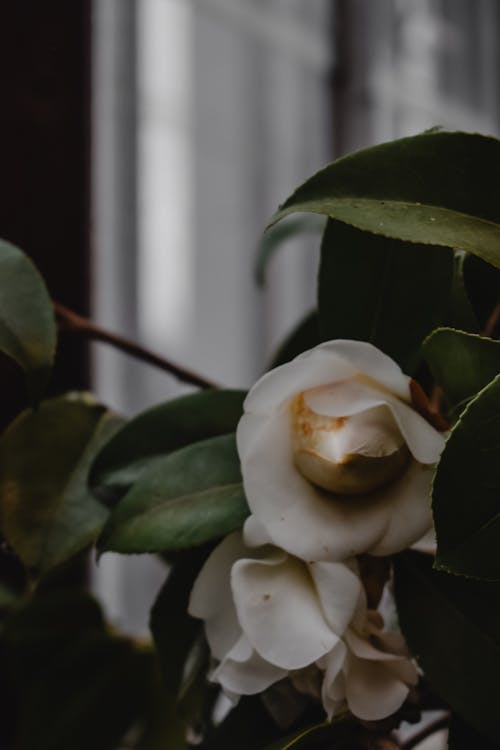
[432,373,500,579]
[0,394,123,576]
[446,251,479,333]
[203,697,284,750]
[0,239,56,402]
[98,434,249,554]
[256,215,326,286]
[89,389,246,505]
[150,547,210,697]
[462,253,500,330]
[261,720,360,750]
[3,588,154,750]
[318,220,453,372]
[423,328,500,410]
[269,131,500,269]
[269,310,321,368]
[394,550,500,742]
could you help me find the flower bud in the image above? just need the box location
[290,391,410,495]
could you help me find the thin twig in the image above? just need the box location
[54,302,219,390]
[400,713,450,750]
[484,298,500,338]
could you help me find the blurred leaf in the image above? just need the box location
[150,547,210,698]
[318,220,453,372]
[135,675,189,750]
[99,434,249,554]
[203,697,284,750]
[90,389,246,506]
[2,587,160,750]
[446,252,479,333]
[0,239,56,403]
[269,131,500,269]
[423,328,500,410]
[448,714,500,749]
[256,215,326,286]
[0,394,123,577]
[433,373,500,579]
[269,310,321,368]
[394,551,500,741]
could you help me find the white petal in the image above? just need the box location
[412,525,437,555]
[320,641,348,720]
[243,514,273,547]
[231,553,337,670]
[345,628,409,663]
[213,638,287,696]
[189,533,245,660]
[308,561,361,634]
[304,379,444,465]
[243,340,411,416]
[238,407,433,560]
[345,655,410,720]
[243,349,357,415]
[315,340,411,401]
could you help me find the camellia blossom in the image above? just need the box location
[188,532,418,721]
[237,340,445,561]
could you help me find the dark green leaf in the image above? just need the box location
[446,251,479,333]
[256,215,326,286]
[318,220,453,372]
[0,239,56,402]
[269,310,321,368]
[269,132,500,269]
[462,253,500,331]
[3,588,153,750]
[433,373,500,579]
[0,394,123,576]
[89,389,246,505]
[262,721,360,750]
[448,714,500,750]
[394,551,500,741]
[99,434,249,554]
[203,697,284,750]
[150,547,210,697]
[423,328,500,410]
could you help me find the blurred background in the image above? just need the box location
[1,0,499,657]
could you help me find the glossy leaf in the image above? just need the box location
[256,214,326,286]
[89,389,246,505]
[99,434,249,554]
[433,373,500,579]
[423,328,500,410]
[269,310,321,368]
[0,239,56,402]
[269,131,500,269]
[318,220,453,372]
[0,394,123,576]
[394,551,500,741]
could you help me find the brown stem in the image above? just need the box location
[484,298,500,339]
[400,713,450,750]
[54,302,219,390]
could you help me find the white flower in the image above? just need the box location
[237,340,445,561]
[188,532,417,721]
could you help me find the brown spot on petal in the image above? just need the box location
[262,594,271,602]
